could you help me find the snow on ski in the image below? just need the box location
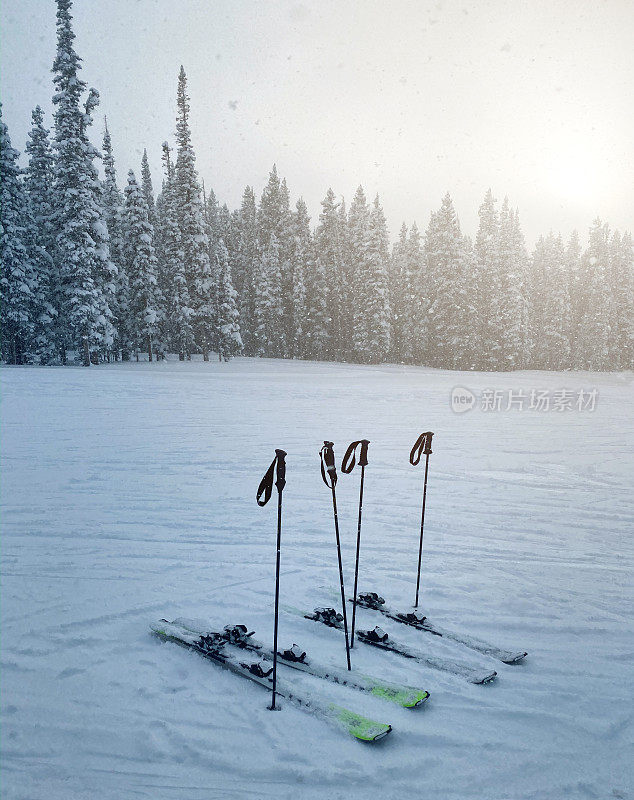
[171,616,430,709]
[353,593,527,664]
[304,608,498,685]
[150,620,392,742]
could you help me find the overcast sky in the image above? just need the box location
[1,0,633,245]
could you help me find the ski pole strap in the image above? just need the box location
[341,439,370,473]
[320,441,337,488]
[256,449,287,506]
[409,432,434,466]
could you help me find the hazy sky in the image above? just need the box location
[1,0,633,245]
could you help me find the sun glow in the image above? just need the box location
[547,152,599,203]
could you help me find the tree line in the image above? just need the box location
[2,0,632,370]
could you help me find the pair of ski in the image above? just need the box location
[151,617,430,743]
[351,592,528,665]
[303,607,498,684]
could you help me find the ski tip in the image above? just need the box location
[475,671,498,684]
[409,691,431,708]
[330,705,393,742]
[367,724,392,742]
[354,721,393,742]
[502,652,528,664]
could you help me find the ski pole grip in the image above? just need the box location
[409,432,434,466]
[358,439,370,467]
[341,439,370,473]
[257,449,286,506]
[275,449,287,493]
[320,441,337,487]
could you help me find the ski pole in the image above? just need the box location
[320,441,352,670]
[257,448,287,710]
[341,439,370,648]
[410,432,434,609]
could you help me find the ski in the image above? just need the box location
[150,620,392,742]
[304,608,498,685]
[172,616,430,709]
[353,593,527,664]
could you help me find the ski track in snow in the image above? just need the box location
[1,358,633,800]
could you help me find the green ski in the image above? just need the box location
[150,621,392,742]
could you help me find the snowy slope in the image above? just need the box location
[1,358,633,800]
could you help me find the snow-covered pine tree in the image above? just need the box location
[511,209,531,368]
[424,194,469,368]
[25,106,55,256]
[497,198,528,369]
[530,233,572,369]
[256,165,292,357]
[253,234,284,357]
[474,189,501,370]
[24,105,59,363]
[122,170,160,361]
[215,241,243,361]
[51,0,115,366]
[0,109,48,363]
[202,185,219,260]
[233,186,258,355]
[575,219,612,370]
[565,230,582,367]
[388,223,408,362]
[278,178,295,356]
[348,186,371,362]
[352,195,391,363]
[460,234,480,370]
[101,119,132,360]
[337,198,351,361]
[609,230,634,368]
[173,66,214,359]
[140,149,158,231]
[292,198,328,359]
[315,188,344,359]
[156,140,194,359]
[401,222,427,364]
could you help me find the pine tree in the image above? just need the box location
[173,66,214,359]
[101,119,131,359]
[122,170,160,361]
[315,188,344,359]
[140,148,157,230]
[253,234,284,357]
[24,105,59,362]
[497,199,527,369]
[291,198,328,359]
[424,194,469,369]
[401,222,428,364]
[352,195,391,363]
[389,223,408,362]
[256,165,292,356]
[1,109,45,363]
[530,234,571,369]
[348,186,371,362]
[156,141,194,359]
[51,0,115,365]
[215,241,242,361]
[233,186,258,355]
[609,230,634,368]
[566,230,583,367]
[576,219,612,370]
[25,106,55,255]
[474,189,501,370]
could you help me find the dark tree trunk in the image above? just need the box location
[83,335,90,367]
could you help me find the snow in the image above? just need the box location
[1,358,633,800]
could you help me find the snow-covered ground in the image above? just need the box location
[1,358,633,800]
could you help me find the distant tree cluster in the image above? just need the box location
[2,0,633,370]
